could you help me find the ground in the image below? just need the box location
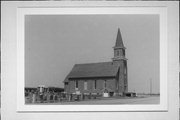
[29,95,160,105]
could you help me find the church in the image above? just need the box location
[64,28,128,97]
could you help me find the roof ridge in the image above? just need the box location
[75,61,112,66]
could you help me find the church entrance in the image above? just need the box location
[109,92,114,97]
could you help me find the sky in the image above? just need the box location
[25,15,159,93]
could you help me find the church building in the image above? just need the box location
[64,28,128,96]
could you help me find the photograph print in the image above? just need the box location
[24,15,160,105]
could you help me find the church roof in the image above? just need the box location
[115,28,125,48]
[64,62,119,82]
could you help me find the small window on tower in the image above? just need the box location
[123,49,125,56]
[117,50,120,56]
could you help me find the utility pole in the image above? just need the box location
[150,78,152,96]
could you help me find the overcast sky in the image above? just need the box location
[25,15,159,93]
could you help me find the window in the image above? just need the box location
[117,50,120,56]
[94,80,97,89]
[75,80,78,89]
[123,49,125,56]
[124,61,127,74]
[124,67,127,74]
[104,80,107,88]
[84,81,87,90]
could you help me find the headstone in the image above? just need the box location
[32,94,36,103]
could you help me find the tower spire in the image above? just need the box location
[112,28,127,62]
[115,28,125,48]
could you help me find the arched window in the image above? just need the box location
[104,80,107,88]
[84,81,87,90]
[94,80,97,89]
[75,80,78,89]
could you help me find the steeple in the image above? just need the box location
[112,28,128,93]
[112,28,127,62]
[114,28,125,49]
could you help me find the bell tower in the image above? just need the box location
[112,28,128,95]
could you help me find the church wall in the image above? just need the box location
[66,78,117,94]
[106,79,116,91]
[64,83,69,93]
[68,80,75,93]
[87,80,93,91]
[97,80,102,92]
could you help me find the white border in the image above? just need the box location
[17,6,167,112]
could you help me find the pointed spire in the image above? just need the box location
[115,28,124,48]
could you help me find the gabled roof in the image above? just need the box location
[64,62,119,82]
[114,28,125,48]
